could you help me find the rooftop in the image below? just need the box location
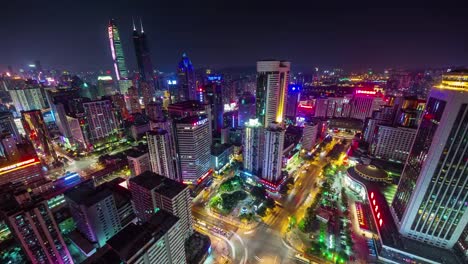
[353,164,388,182]
[175,114,208,125]
[126,149,148,159]
[64,181,113,207]
[129,171,187,199]
[107,210,179,261]
[168,100,205,110]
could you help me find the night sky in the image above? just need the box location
[1,1,468,73]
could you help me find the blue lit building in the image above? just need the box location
[285,84,301,123]
[177,53,196,102]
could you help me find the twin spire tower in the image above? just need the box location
[107,18,155,86]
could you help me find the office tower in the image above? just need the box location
[243,118,264,176]
[111,93,129,119]
[117,79,133,95]
[0,111,21,143]
[147,129,180,181]
[97,75,115,97]
[67,115,88,150]
[1,135,19,160]
[106,210,186,264]
[0,193,73,264]
[211,143,233,172]
[126,86,142,113]
[262,122,285,183]
[256,60,290,127]
[370,126,416,163]
[173,115,212,184]
[146,99,164,121]
[129,171,193,236]
[108,19,128,80]
[285,84,301,121]
[140,81,154,107]
[391,70,468,248]
[238,92,256,127]
[127,149,150,177]
[167,100,213,144]
[177,53,196,101]
[9,82,48,114]
[204,83,223,134]
[83,100,118,142]
[302,122,318,152]
[223,110,238,129]
[21,110,58,164]
[349,90,384,120]
[65,181,122,247]
[52,102,72,140]
[132,19,154,87]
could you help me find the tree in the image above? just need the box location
[251,186,267,200]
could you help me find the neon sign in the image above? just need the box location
[0,158,40,174]
[355,90,376,95]
[196,169,213,184]
[192,118,208,126]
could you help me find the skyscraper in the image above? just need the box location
[391,70,468,249]
[147,128,180,181]
[129,171,193,237]
[256,60,290,127]
[65,181,122,247]
[302,122,318,152]
[262,122,285,184]
[105,210,186,264]
[285,84,301,121]
[21,110,58,164]
[0,193,73,264]
[243,118,264,176]
[174,115,212,185]
[82,100,119,143]
[108,19,128,80]
[177,53,196,102]
[238,92,256,127]
[132,19,154,88]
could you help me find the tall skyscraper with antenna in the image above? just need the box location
[132,18,155,86]
[108,19,128,80]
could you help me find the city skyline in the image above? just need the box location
[1,2,468,73]
[1,3,468,264]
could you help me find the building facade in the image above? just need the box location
[242,118,264,176]
[391,71,468,249]
[371,125,416,163]
[173,115,211,184]
[262,122,285,183]
[83,100,118,143]
[256,60,290,127]
[147,129,180,181]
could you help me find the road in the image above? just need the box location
[193,150,334,264]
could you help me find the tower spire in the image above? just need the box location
[140,17,144,33]
[132,17,136,31]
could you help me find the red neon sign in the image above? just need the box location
[375,205,378,212]
[370,192,374,199]
[379,219,383,227]
[355,90,376,95]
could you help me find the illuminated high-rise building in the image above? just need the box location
[108,19,128,80]
[82,100,119,143]
[21,110,58,164]
[285,84,301,121]
[132,19,154,89]
[0,193,73,264]
[238,92,256,127]
[129,171,193,236]
[147,128,180,181]
[262,122,285,184]
[177,53,196,102]
[126,86,141,114]
[243,118,264,176]
[256,60,290,127]
[391,70,468,249]
[173,115,212,185]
